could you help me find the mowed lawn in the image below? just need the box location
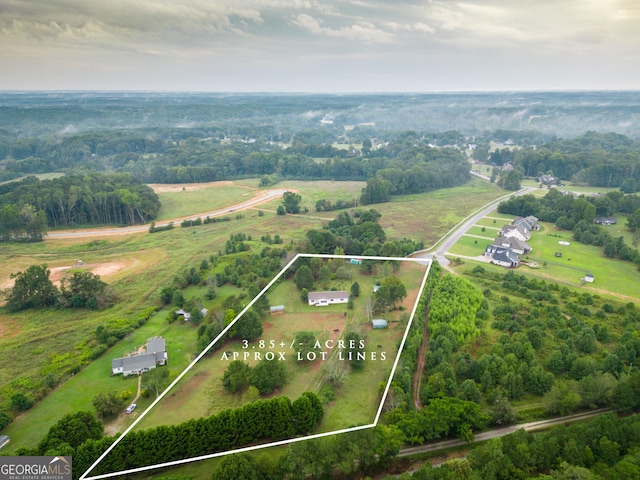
[449,235,492,257]
[451,215,640,301]
[3,311,200,451]
[525,222,640,300]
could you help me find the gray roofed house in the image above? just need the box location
[112,336,167,376]
[485,245,520,268]
[308,291,349,306]
[493,236,531,255]
[514,216,540,231]
[595,217,617,225]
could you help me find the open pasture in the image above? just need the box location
[139,258,427,434]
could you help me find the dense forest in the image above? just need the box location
[0,173,160,239]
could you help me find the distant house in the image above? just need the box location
[308,291,349,307]
[270,305,285,315]
[373,284,381,293]
[595,217,617,226]
[539,174,557,185]
[112,336,168,376]
[175,309,191,322]
[485,245,520,268]
[493,236,531,255]
[502,162,514,171]
[372,319,388,329]
[500,223,531,242]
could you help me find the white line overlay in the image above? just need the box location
[81,254,432,480]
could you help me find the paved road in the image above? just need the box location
[398,409,609,458]
[46,189,289,238]
[411,186,534,266]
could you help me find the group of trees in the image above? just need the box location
[19,392,323,479]
[304,209,423,257]
[0,173,160,232]
[5,264,114,312]
[360,148,471,205]
[385,413,640,480]
[222,359,287,395]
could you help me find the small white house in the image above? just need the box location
[584,274,595,283]
[308,291,349,307]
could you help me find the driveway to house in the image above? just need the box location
[46,188,289,238]
[411,187,534,266]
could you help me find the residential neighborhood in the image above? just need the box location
[485,216,539,268]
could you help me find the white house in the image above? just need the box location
[500,224,531,242]
[308,291,349,307]
[112,337,168,376]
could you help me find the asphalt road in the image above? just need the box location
[411,187,534,266]
[398,409,609,458]
[46,188,289,238]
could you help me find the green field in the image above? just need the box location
[448,235,491,257]
[465,226,496,239]
[153,182,261,221]
[373,179,504,245]
[524,222,640,300]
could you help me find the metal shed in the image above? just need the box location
[371,319,388,329]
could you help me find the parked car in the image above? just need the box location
[125,403,137,414]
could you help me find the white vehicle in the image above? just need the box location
[125,403,137,414]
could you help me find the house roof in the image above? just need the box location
[308,291,349,301]
[494,235,530,252]
[147,337,165,355]
[119,353,157,373]
[489,246,520,265]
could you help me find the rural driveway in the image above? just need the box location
[46,188,289,238]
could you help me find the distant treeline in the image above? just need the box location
[0,173,160,235]
[487,131,640,189]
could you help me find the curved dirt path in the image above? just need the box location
[46,188,288,239]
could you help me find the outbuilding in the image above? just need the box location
[372,319,388,329]
[270,305,285,315]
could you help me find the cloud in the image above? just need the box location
[290,13,395,43]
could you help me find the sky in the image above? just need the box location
[1,0,639,92]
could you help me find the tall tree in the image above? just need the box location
[5,264,58,311]
[282,191,302,214]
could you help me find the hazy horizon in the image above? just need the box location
[2,1,638,92]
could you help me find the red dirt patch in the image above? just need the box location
[2,259,137,290]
